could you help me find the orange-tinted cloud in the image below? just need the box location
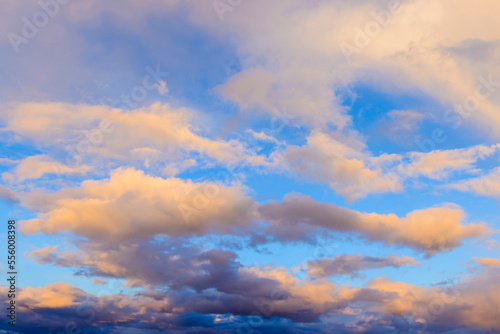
[473,257,500,267]
[21,168,255,240]
[448,167,500,199]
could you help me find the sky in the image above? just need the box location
[0,0,500,333]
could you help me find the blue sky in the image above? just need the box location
[1,1,500,333]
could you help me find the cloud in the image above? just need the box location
[216,64,350,130]
[258,194,490,255]
[4,0,500,137]
[27,241,343,323]
[2,103,498,205]
[473,257,500,267]
[19,282,88,308]
[93,278,107,285]
[0,157,18,166]
[2,154,92,183]
[345,268,500,330]
[244,129,280,144]
[305,254,420,278]
[1,102,269,171]
[0,184,18,203]
[2,1,500,333]
[280,130,401,201]
[277,131,500,200]
[3,281,176,333]
[20,168,256,241]
[156,80,168,95]
[6,266,500,333]
[19,168,489,254]
[27,231,488,330]
[405,144,500,180]
[447,167,500,199]
[208,0,500,137]
[373,109,426,146]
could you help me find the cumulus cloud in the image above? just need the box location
[20,168,256,241]
[305,254,420,278]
